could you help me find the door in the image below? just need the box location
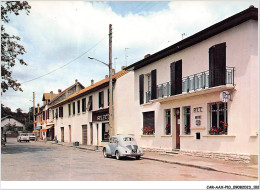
[96,124,99,146]
[69,125,71,143]
[82,125,87,145]
[175,108,180,149]
[61,127,64,142]
[90,123,93,145]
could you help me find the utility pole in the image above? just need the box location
[33,92,35,131]
[109,24,114,137]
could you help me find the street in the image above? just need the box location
[1,138,256,181]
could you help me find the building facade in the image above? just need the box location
[125,7,258,163]
[50,69,135,146]
[34,81,84,140]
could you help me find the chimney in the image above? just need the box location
[58,89,62,93]
[76,83,79,93]
[121,66,126,70]
[75,79,78,84]
[144,54,151,59]
[50,91,53,101]
[91,79,94,86]
[112,68,115,75]
[105,75,108,78]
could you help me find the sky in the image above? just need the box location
[1,0,259,113]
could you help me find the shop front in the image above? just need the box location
[92,108,110,146]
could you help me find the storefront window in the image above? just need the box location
[184,107,191,135]
[102,123,109,141]
[142,111,155,135]
[209,102,228,135]
[165,109,171,135]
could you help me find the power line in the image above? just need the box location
[21,34,108,84]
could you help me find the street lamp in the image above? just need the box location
[88,56,114,137]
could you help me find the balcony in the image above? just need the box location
[145,67,235,103]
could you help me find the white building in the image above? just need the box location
[124,6,258,163]
[1,115,25,133]
[34,81,84,140]
[50,69,135,146]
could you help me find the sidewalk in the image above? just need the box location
[46,141,258,179]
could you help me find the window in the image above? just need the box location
[42,111,45,120]
[147,74,151,92]
[77,100,80,113]
[47,109,49,120]
[165,109,171,135]
[55,109,58,119]
[102,123,109,141]
[184,107,191,135]
[82,98,86,112]
[87,96,93,111]
[142,111,155,135]
[107,89,109,106]
[59,107,63,118]
[52,110,54,119]
[68,104,71,116]
[72,102,75,115]
[99,91,104,108]
[209,102,228,135]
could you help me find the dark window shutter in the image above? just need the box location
[170,60,182,95]
[170,62,176,96]
[209,42,226,87]
[151,69,157,100]
[139,74,144,104]
[175,60,182,95]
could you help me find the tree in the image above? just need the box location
[1,1,31,94]
[1,104,12,117]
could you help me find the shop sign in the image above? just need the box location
[92,108,109,122]
[196,120,201,126]
[220,91,231,102]
[193,107,202,113]
[35,126,42,130]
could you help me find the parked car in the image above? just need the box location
[17,133,30,142]
[103,135,144,160]
[27,133,36,141]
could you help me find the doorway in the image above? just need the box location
[175,108,180,149]
[61,127,64,142]
[82,125,87,145]
[69,125,71,143]
[96,124,99,146]
[90,123,93,145]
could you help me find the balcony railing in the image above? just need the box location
[145,67,235,101]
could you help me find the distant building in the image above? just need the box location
[1,115,25,134]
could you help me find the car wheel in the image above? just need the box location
[103,148,107,158]
[136,156,141,160]
[115,151,120,160]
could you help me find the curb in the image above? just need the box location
[52,142,101,152]
[142,156,258,179]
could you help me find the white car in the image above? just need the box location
[27,133,36,141]
[103,135,144,160]
[17,133,30,142]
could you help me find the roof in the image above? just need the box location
[125,6,258,71]
[42,93,58,101]
[48,82,85,105]
[50,70,129,108]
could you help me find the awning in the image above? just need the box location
[40,129,47,132]
[46,125,54,129]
